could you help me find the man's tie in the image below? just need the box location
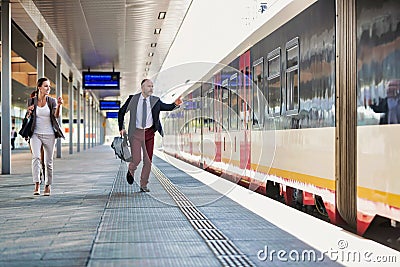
[142,98,147,128]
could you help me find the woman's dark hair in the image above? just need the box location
[36,77,49,95]
[141,79,149,86]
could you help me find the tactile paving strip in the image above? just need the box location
[152,165,255,267]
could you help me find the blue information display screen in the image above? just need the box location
[82,72,120,89]
[99,100,120,110]
[106,112,119,119]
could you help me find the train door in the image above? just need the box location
[188,93,193,155]
[214,73,222,163]
[239,51,251,170]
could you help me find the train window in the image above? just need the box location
[207,87,214,132]
[268,55,280,77]
[214,82,221,132]
[229,73,239,130]
[285,37,299,114]
[245,66,252,130]
[267,48,282,116]
[252,58,264,128]
[222,79,230,130]
[192,89,201,134]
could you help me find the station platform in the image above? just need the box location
[0,145,399,266]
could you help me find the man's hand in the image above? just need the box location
[120,129,126,136]
[174,97,182,106]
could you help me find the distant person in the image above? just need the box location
[370,80,400,124]
[10,127,17,150]
[118,79,182,192]
[386,80,400,124]
[25,77,65,196]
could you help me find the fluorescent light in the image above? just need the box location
[158,12,166,19]
[154,28,161,34]
[151,43,157,47]
[146,62,152,65]
[148,52,154,57]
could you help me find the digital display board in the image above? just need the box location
[106,112,119,119]
[82,71,120,90]
[99,100,120,110]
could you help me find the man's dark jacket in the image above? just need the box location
[118,93,177,137]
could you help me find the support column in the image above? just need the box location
[88,96,92,149]
[1,0,12,174]
[68,74,74,154]
[56,55,62,158]
[100,115,105,145]
[91,101,95,148]
[83,92,87,150]
[36,31,44,78]
[77,82,81,153]
[95,106,99,145]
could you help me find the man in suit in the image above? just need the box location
[118,79,182,192]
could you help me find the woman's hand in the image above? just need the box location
[57,96,63,106]
[26,105,34,118]
[55,97,63,118]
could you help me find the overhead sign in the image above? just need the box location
[82,71,120,90]
[99,100,120,110]
[106,112,119,119]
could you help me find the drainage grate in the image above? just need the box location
[152,165,255,267]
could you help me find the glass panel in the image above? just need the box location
[268,77,281,115]
[286,69,299,112]
[207,88,214,132]
[286,45,298,69]
[222,87,229,130]
[252,63,264,127]
[229,75,238,130]
[267,51,281,116]
[268,55,280,77]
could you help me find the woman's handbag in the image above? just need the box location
[19,116,34,138]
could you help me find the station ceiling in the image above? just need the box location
[10,0,192,101]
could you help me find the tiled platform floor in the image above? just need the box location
[0,145,340,266]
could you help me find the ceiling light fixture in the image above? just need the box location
[148,52,154,57]
[151,43,157,47]
[154,28,161,34]
[146,62,152,65]
[145,68,149,72]
[158,12,166,19]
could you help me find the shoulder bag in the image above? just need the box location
[19,116,34,139]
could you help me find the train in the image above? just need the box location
[160,0,400,248]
